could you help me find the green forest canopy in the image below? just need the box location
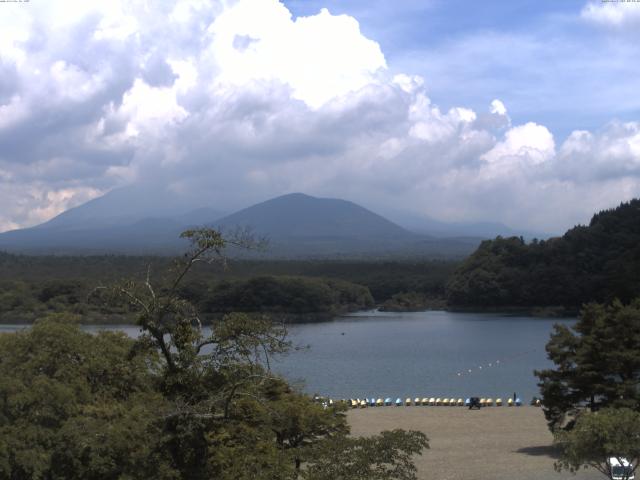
[0,228,429,479]
[446,199,640,309]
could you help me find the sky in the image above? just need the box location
[0,0,639,234]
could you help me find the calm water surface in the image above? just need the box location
[276,310,573,401]
[0,310,572,402]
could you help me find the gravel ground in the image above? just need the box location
[348,406,604,480]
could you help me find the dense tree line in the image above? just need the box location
[0,229,429,479]
[0,252,456,302]
[447,199,640,309]
[0,254,455,322]
[0,275,373,324]
[198,276,374,316]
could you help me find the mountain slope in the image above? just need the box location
[0,191,482,258]
[216,193,411,239]
[446,199,640,308]
[0,185,225,254]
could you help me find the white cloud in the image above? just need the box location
[0,0,639,235]
[481,122,556,168]
[209,0,386,108]
[490,99,507,116]
[581,1,640,28]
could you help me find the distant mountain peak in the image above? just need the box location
[215,193,411,239]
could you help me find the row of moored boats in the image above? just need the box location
[345,397,529,408]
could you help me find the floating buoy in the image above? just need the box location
[507,398,513,406]
[429,397,436,406]
[395,398,402,406]
[496,398,503,406]
[376,398,383,406]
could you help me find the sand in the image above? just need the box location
[348,406,603,480]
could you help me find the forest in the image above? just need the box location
[0,253,455,323]
[2,198,640,323]
[0,229,428,479]
[446,199,640,311]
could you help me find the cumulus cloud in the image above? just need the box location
[0,0,639,234]
[581,1,640,28]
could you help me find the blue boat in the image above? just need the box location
[515,397,522,406]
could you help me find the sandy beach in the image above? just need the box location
[348,406,603,480]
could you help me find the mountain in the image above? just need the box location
[216,193,409,238]
[213,193,481,258]
[387,210,553,239]
[447,198,640,308]
[34,185,211,231]
[0,191,482,258]
[0,186,225,254]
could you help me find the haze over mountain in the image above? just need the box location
[389,211,553,240]
[0,189,488,258]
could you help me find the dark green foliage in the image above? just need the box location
[0,253,455,323]
[447,199,640,308]
[0,315,173,479]
[0,229,429,479]
[303,430,429,480]
[379,291,445,312]
[201,276,373,315]
[536,298,640,431]
[554,408,640,479]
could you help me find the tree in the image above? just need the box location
[554,408,640,480]
[0,228,429,479]
[0,314,175,479]
[100,228,428,478]
[303,429,429,480]
[536,298,640,431]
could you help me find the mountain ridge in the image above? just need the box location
[0,190,483,258]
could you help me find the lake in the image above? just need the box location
[0,310,572,403]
